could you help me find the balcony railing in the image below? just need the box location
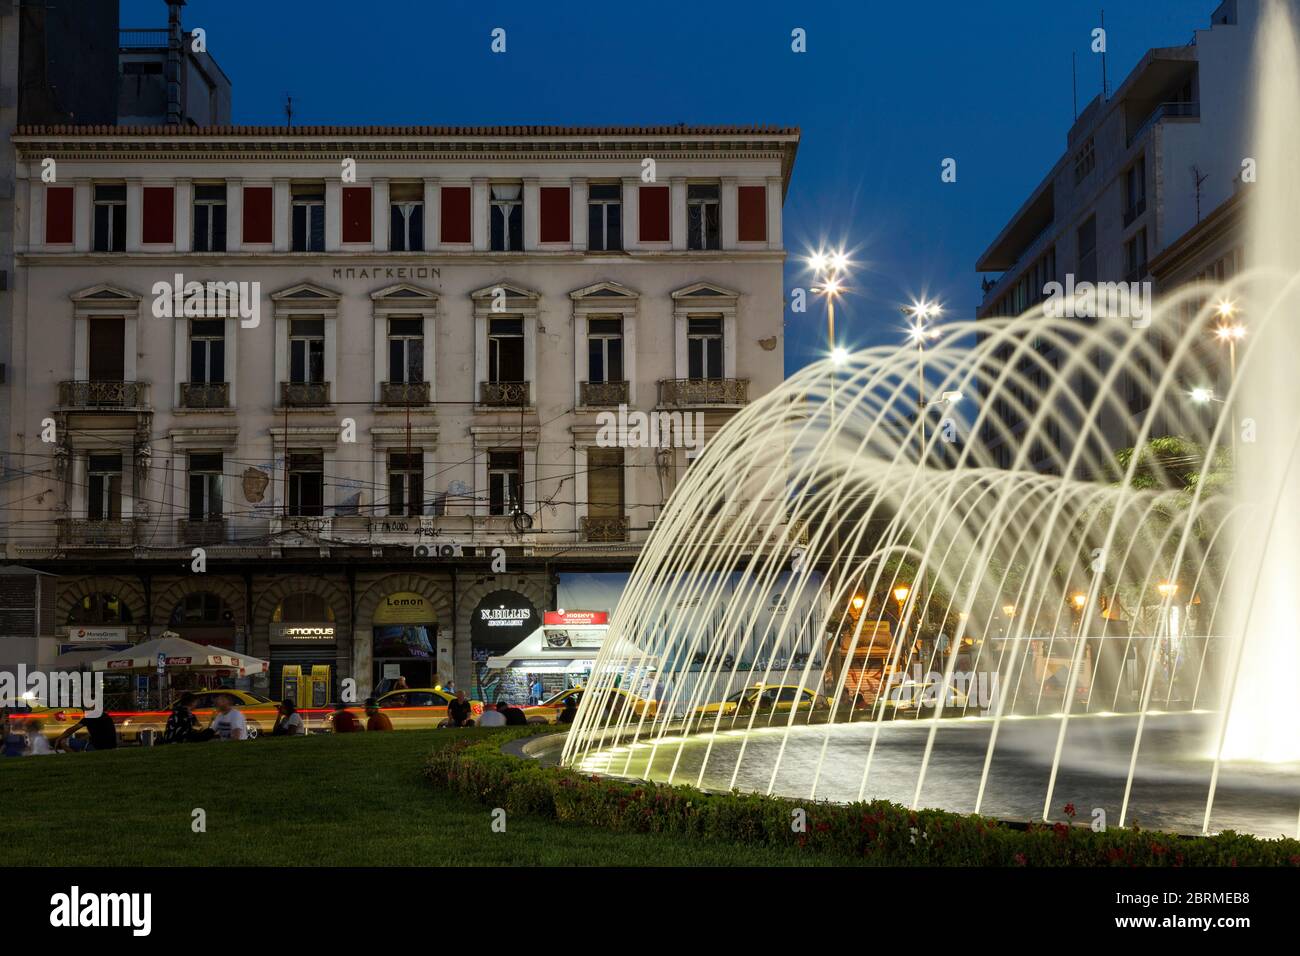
[480,381,530,407]
[57,518,136,548]
[580,380,629,407]
[59,380,149,409]
[380,381,431,406]
[581,515,629,542]
[280,381,331,407]
[177,518,227,546]
[179,382,230,409]
[658,378,749,407]
[1127,101,1200,148]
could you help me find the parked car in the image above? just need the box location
[692,683,830,722]
[323,688,485,731]
[526,686,658,724]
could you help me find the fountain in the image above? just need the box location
[562,0,1300,839]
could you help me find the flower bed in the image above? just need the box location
[425,728,1300,866]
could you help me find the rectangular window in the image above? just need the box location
[539,186,570,243]
[46,186,75,244]
[242,185,273,244]
[142,186,174,244]
[288,451,324,517]
[1126,228,1148,280]
[193,183,227,252]
[587,447,625,519]
[387,317,424,384]
[289,318,325,383]
[342,186,372,243]
[737,185,767,242]
[587,317,624,383]
[189,319,225,383]
[87,318,126,381]
[1076,216,1097,284]
[93,184,126,252]
[587,184,622,251]
[687,184,721,250]
[388,451,424,517]
[487,450,523,516]
[1073,137,1096,184]
[87,454,122,521]
[291,183,325,252]
[490,183,523,251]
[639,185,670,242]
[487,317,525,383]
[1124,157,1147,219]
[389,182,424,252]
[687,316,724,379]
[188,452,224,521]
[440,186,471,243]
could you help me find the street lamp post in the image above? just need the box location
[809,249,851,411]
[1213,301,1245,469]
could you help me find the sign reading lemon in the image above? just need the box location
[374,592,434,625]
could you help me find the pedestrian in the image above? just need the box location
[443,679,456,695]
[530,676,544,705]
[25,720,54,756]
[393,676,410,691]
[207,694,247,741]
[330,701,363,733]
[446,690,473,727]
[558,696,578,724]
[271,698,305,736]
[161,692,199,744]
[501,700,528,726]
[478,700,507,727]
[364,697,393,731]
[54,708,118,752]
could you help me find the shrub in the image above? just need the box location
[425,728,1300,866]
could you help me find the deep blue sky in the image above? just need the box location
[123,0,1211,372]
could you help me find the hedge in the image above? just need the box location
[425,727,1300,866]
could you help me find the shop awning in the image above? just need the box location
[88,633,268,676]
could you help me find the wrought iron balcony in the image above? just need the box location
[177,518,227,546]
[581,515,629,542]
[657,378,749,407]
[57,518,136,548]
[280,381,331,407]
[58,380,149,409]
[179,382,230,409]
[380,381,431,406]
[580,380,629,407]
[479,381,530,407]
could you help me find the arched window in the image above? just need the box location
[273,592,336,623]
[169,592,233,627]
[67,592,134,625]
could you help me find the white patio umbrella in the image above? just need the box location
[88,633,265,675]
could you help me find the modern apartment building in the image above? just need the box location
[2,123,798,703]
[975,0,1257,471]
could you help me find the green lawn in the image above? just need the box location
[0,729,848,866]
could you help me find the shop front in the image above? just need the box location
[269,592,338,707]
[486,609,613,702]
[372,591,447,691]
[470,590,540,702]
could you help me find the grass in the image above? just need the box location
[0,729,848,866]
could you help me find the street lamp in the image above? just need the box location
[1072,592,1087,610]
[1212,306,1244,468]
[808,249,851,366]
[851,594,866,612]
[901,301,943,461]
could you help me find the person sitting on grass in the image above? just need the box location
[24,720,54,756]
[161,693,199,744]
[364,698,393,732]
[272,699,305,736]
[446,690,474,728]
[54,708,118,752]
[558,696,578,725]
[477,700,507,727]
[330,701,362,733]
[499,700,528,726]
[208,694,247,741]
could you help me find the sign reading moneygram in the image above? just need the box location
[65,626,128,644]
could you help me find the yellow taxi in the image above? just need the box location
[525,686,658,724]
[691,684,831,722]
[115,689,282,741]
[3,701,86,741]
[323,688,485,731]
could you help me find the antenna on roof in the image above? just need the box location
[284,94,295,127]
[1100,9,1109,100]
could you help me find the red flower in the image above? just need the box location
[1063,803,1077,818]
[1053,822,1069,838]
[1013,853,1027,866]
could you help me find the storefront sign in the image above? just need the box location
[270,623,337,645]
[543,610,609,626]
[374,592,434,626]
[65,626,128,644]
[471,591,539,658]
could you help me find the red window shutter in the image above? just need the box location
[242,186,273,244]
[441,186,471,243]
[142,186,174,243]
[342,186,372,243]
[539,186,570,243]
[45,186,74,243]
[737,185,767,242]
[639,186,670,242]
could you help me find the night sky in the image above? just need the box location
[122,0,1211,371]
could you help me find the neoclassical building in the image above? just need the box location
[2,124,798,700]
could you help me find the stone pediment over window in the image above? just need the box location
[70,284,141,304]
[672,282,740,301]
[569,280,639,300]
[470,282,541,303]
[371,283,438,302]
[271,282,342,303]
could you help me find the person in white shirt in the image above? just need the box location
[272,699,306,736]
[477,703,507,727]
[208,695,247,740]
[25,721,54,755]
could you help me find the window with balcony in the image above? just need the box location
[182,318,227,408]
[388,317,424,385]
[687,316,724,379]
[87,454,122,520]
[687,184,721,250]
[488,450,523,516]
[587,183,622,251]
[188,453,223,521]
[290,318,325,384]
[389,182,424,251]
[193,183,227,252]
[93,184,127,252]
[487,317,525,383]
[388,451,424,516]
[288,451,324,517]
[585,447,626,541]
[583,317,626,406]
[291,183,325,252]
[88,317,126,382]
[489,183,523,251]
